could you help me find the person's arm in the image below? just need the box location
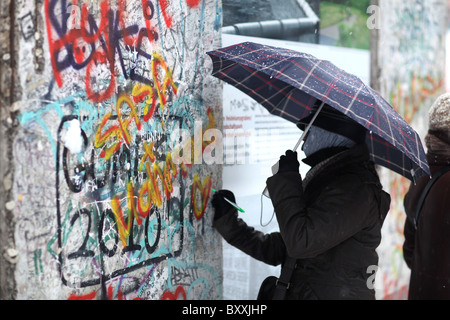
[402,180,423,268]
[213,211,285,266]
[402,214,415,269]
[266,171,378,259]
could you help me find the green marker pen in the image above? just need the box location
[211,188,245,213]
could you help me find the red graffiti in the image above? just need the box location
[67,284,144,300]
[161,285,187,300]
[158,0,173,28]
[67,291,97,300]
[382,273,409,300]
[44,0,202,102]
[44,0,176,102]
[45,0,115,101]
[141,0,160,42]
[186,0,201,8]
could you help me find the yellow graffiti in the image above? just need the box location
[94,111,122,159]
[117,93,142,145]
[390,72,443,123]
[111,182,136,246]
[191,174,212,220]
[139,141,156,170]
[151,52,178,111]
[94,52,178,160]
[132,83,157,121]
[137,152,178,217]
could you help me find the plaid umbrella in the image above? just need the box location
[206,41,430,181]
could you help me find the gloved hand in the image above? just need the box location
[211,189,237,220]
[278,150,299,173]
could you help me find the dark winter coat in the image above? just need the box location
[213,144,391,300]
[403,133,450,300]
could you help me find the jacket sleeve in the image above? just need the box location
[402,180,423,268]
[212,211,286,266]
[402,215,415,269]
[266,171,380,259]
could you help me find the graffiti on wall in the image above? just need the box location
[375,0,446,300]
[15,0,222,300]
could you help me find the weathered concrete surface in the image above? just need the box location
[372,0,447,299]
[0,0,20,300]
[1,0,223,300]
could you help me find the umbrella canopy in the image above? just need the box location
[206,41,430,181]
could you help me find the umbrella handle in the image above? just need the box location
[262,101,326,198]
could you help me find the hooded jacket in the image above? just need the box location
[213,144,391,299]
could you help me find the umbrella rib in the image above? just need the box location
[299,59,320,90]
[394,112,410,159]
[383,104,396,149]
[415,132,421,168]
[277,87,301,120]
[213,44,386,115]
[222,43,297,81]
[224,43,343,101]
[371,153,411,177]
[363,92,400,154]
[217,46,378,119]
[215,66,272,100]
[242,43,367,90]
[315,61,367,90]
[237,63,312,110]
[340,84,366,121]
[412,125,425,173]
[368,131,376,166]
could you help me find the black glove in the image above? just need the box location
[211,189,237,220]
[278,150,299,173]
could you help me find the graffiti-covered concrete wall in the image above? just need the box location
[371,0,447,299]
[0,0,223,300]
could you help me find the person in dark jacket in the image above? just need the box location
[212,104,391,300]
[403,93,450,300]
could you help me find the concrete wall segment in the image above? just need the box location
[0,0,22,299]
[1,0,224,300]
[373,0,447,299]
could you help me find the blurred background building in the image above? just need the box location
[222,0,320,43]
